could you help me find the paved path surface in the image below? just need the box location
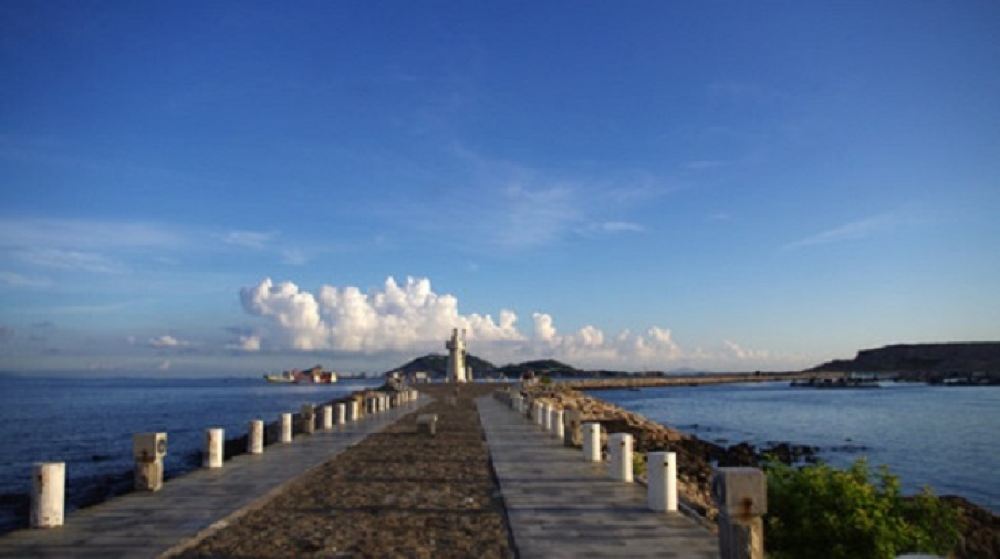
[0,397,427,559]
[179,383,512,559]
[478,396,719,559]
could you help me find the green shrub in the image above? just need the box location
[539,375,552,385]
[632,451,647,478]
[764,459,959,559]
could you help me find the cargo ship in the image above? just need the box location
[264,365,338,384]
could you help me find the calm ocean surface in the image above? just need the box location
[593,381,1000,512]
[0,375,381,533]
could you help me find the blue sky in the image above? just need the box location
[1,1,998,375]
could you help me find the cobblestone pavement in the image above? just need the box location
[180,384,512,559]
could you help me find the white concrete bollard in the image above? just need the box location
[535,402,545,426]
[553,408,564,440]
[281,413,293,443]
[132,432,167,491]
[583,422,602,462]
[204,428,224,469]
[609,433,634,483]
[349,401,359,421]
[647,451,678,512]
[336,403,347,425]
[543,403,553,431]
[248,420,264,454]
[322,405,333,430]
[31,462,64,528]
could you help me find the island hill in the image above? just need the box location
[386,354,588,380]
[388,355,776,382]
[810,342,1000,383]
[387,341,1000,383]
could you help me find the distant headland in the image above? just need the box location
[809,342,1000,381]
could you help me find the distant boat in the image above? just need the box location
[790,376,880,389]
[264,365,338,384]
[264,371,296,384]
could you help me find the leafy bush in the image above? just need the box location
[632,451,647,478]
[539,375,552,385]
[764,458,959,559]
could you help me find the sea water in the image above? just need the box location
[0,375,381,533]
[593,381,1000,512]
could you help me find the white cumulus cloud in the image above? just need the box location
[238,276,696,369]
[240,276,523,353]
[148,335,189,348]
[227,334,262,352]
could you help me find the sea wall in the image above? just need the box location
[558,371,839,391]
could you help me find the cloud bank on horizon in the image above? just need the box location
[237,275,778,370]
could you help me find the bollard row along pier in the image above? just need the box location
[490,387,767,559]
[11,376,768,559]
[4,387,421,558]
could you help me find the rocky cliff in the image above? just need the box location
[810,342,1000,374]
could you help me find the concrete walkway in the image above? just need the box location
[0,398,427,559]
[477,396,719,559]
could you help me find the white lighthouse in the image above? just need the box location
[445,328,468,383]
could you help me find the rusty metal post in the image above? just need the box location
[713,467,767,559]
[300,404,316,434]
[132,432,166,491]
